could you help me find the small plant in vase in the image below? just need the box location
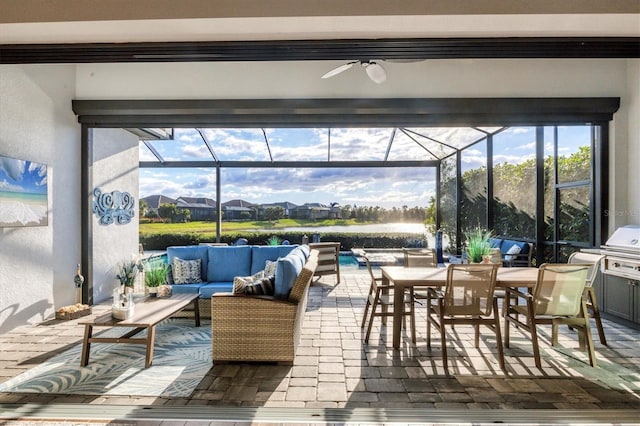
[116,256,144,293]
[464,227,493,263]
[145,263,169,297]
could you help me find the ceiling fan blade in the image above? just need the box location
[321,61,357,79]
[364,61,386,84]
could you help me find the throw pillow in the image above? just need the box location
[172,257,203,284]
[244,276,275,295]
[233,271,265,294]
[504,245,522,261]
[264,259,277,276]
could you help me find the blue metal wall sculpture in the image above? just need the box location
[92,188,135,225]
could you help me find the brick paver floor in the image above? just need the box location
[1,267,639,423]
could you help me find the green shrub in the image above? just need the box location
[139,231,426,251]
[464,227,493,263]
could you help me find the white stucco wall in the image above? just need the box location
[75,59,628,99]
[91,128,140,304]
[0,65,80,333]
[625,59,640,225]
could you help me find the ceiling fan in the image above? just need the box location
[321,60,387,84]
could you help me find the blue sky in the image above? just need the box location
[139,126,589,209]
[0,156,47,194]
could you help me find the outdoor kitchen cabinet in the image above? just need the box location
[599,225,640,326]
[602,274,640,324]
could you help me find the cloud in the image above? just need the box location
[184,176,212,190]
[0,157,25,182]
[510,128,533,134]
[28,162,47,187]
[182,144,211,159]
[0,179,23,192]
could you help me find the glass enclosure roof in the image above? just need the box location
[138,127,505,164]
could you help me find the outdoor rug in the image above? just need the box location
[0,319,211,397]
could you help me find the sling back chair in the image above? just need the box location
[361,255,417,344]
[504,263,596,368]
[426,263,504,371]
[567,252,607,345]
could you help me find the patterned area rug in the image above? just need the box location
[0,319,211,397]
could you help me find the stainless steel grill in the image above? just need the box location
[600,225,640,280]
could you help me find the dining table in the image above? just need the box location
[380,265,540,349]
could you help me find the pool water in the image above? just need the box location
[339,252,359,267]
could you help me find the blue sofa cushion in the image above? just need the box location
[207,245,252,282]
[250,245,297,275]
[274,252,304,299]
[169,282,203,295]
[297,244,311,259]
[488,238,503,249]
[167,246,208,281]
[199,282,234,298]
[500,240,529,255]
[289,246,308,265]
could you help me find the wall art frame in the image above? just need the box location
[0,154,48,227]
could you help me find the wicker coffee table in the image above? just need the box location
[79,293,200,368]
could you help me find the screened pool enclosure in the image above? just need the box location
[72,97,619,297]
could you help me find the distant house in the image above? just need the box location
[176,196,217,221]
[140,194,177,214]
[222,199,256,220]
[329,204,342,219]
[292,203,331,220]
[141,195,340,222]
[257,201,298,219]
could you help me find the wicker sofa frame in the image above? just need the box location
[211,249,319,364]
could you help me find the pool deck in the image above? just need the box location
[350,248,404,267]
[1,270,639,425]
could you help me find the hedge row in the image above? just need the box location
[139,232,427,251]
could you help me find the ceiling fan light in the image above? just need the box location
[364,62,386,84]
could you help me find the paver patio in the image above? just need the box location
[0,268,639,424]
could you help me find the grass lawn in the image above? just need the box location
[139,218,372,236]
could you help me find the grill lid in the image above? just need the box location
[604,225,640,249]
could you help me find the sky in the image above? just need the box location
[0,155,48,195]
[138,126,590,209]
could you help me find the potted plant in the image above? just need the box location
[267,235,281,246]
[144,263,169,297]
[464,227,493,263]
[116,256,144,293]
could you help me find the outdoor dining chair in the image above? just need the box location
[404,248,439,302]
[568,252,607,345]
[504,263,596,368]
[404,248,438,267]
[361,256,417,344]
[425,263,504,371]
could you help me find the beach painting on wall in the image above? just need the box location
[0,155,48,227]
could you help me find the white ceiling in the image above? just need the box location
[1,14,639,44]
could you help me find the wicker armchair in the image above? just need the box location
[211,250,318,364]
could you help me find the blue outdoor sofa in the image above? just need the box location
[166,244,312,317]
[488,238,534,267]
